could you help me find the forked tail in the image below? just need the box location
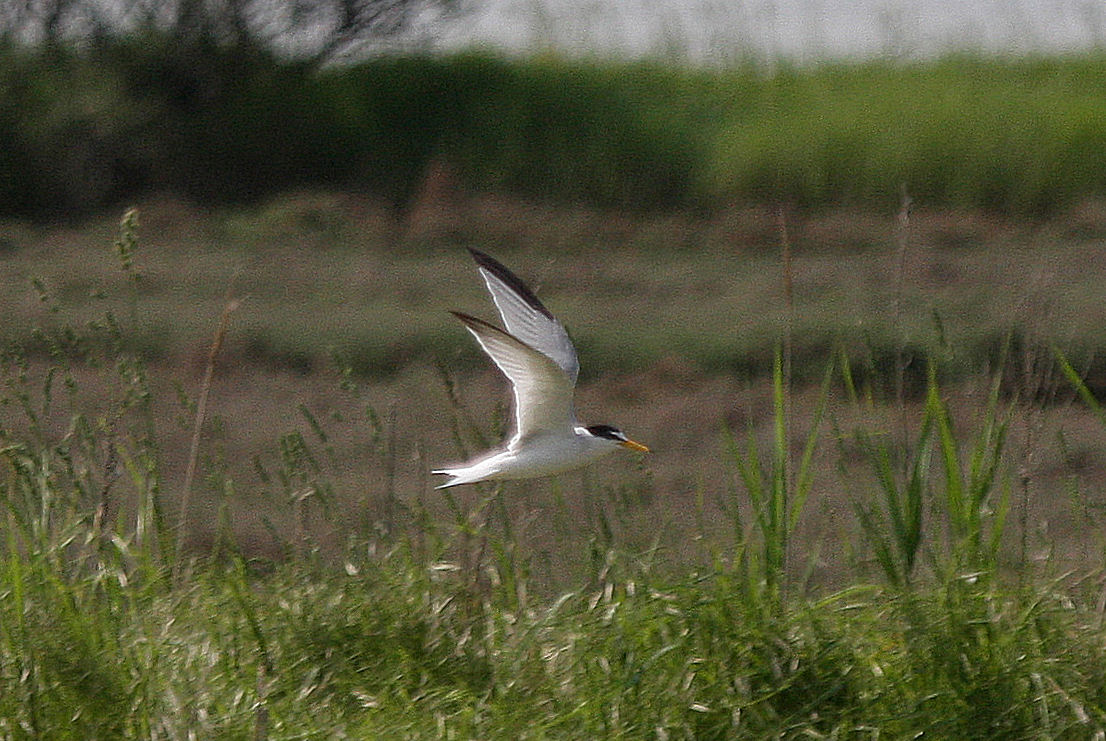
[431,468,469,489]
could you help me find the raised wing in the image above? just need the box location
[451,312,577,442]
[468,249,580,384]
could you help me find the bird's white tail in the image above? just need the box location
[431,453,505,489]
[431,469,468,489]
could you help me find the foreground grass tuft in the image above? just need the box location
[2,532,1104,736]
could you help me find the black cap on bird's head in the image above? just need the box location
[586,424,650,452]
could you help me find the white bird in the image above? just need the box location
[433,249,649,489]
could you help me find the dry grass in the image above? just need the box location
[2,191,1106,590]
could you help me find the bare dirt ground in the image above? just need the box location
[4,192,1106,592]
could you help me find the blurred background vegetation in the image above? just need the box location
[3,0,1106,221]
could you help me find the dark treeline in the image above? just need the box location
[0,0,713,220]
[5,18,1106,221]
[0,38,716,220]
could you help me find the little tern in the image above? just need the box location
[433,249,649,488]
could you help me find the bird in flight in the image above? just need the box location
[433,249,649,488]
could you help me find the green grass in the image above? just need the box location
[2,209,1106,736]
[7,45,1106,217]
[6,540,1106,737]
[709,55,1106,214]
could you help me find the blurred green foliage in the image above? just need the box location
[709,56,1106,214]
[4,40,1106,219]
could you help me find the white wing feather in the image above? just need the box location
[452,312,577,443]
[469,249,580,384]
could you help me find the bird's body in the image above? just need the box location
[433,426,624,487]
[433,249,648,489]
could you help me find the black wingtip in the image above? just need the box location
[449,309,483,326]
[466,248,555,320]
[449,310,507,336]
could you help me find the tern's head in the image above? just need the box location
[585,424,650,453]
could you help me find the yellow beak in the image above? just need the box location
[619,439,650,453]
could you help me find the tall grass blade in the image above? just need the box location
[789,357,834,531]
[175,289,240,581]
[726,347,831,608]
[839,347,934,587]
[928,363,965,542]
[927,361,1011,573]
[1055,346,1106,428]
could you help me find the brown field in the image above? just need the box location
[3,191,1106,592]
